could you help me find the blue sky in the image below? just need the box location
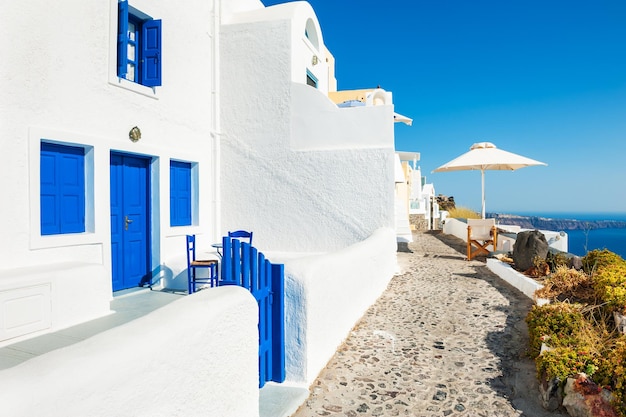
[263,0,626,216]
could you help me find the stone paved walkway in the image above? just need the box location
[291,231,567,417]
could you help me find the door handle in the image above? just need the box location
[124,215,133,231]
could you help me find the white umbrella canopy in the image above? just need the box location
[433,142,547,218]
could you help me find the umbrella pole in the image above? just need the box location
[481,169,485,219]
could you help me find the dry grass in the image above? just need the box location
[446,206,481,219]
[535,265,596,304]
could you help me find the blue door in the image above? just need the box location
[110,153,150,292]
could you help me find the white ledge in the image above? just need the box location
[486,258,548,305]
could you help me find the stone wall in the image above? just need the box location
[410,214,429,231]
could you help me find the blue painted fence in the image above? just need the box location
[220,236,285,388]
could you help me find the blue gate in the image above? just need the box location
[220,236,285,388]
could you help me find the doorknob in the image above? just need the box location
[124,215,133,231]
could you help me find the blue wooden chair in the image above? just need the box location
[186,235,218,294]
[228,230,253,245]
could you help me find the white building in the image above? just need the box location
[221,5,398,253]
[395,152,440,231]
[0,0,414,414]
[220,0,402,385]
[0,0,231,345]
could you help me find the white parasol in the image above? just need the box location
[433,142,547,218]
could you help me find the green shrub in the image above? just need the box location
[594,337,626,416]
[536,347,600,382]
[527,249,626,414]
[526,303,586,358]
[594,263,626,313]
[546,251,570,272]
[528,303,606,385]
[582,249,626,274]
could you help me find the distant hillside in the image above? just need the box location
[487,213,626,230]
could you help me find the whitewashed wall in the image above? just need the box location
[220,1,399,389]
[442,218,569,253]
[0,287,260,417]
[291,83,394,150]
[221,0,264,22]
[0,0,221,341]
[271,228,397,384]
[226,2,329,93]
[220,3,396,253]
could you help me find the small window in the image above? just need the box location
[170,161,192,227]
[40,143,86,235]
[117,1,162,87]
[306,70,318,88]
[304,18,320,50]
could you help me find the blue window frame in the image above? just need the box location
[40,143,86,235]
[306,70,318,88]
[117,1,162,87]
[170,161,192,227]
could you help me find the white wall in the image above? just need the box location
[0,0,221,340]
[291,83,394,150]
[221,0,264,22]
[0,263,109,347]
[226,2,329,93]
[220,10,396,253]
[269,228,397,384]
[442,218,570,253]
[486,259,545,301]
[0,287,259,417]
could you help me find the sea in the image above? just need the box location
[515,212,626,259]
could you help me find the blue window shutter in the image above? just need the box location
[117,1,129,79]
[40,143,85,235]
[142,19,162,87]
[59,151,85,233]
[169,162,177,225]
[170,161,191,226]
[40,147,59,235]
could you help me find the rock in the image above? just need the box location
[433,390,447,401]
[562,375,618,417]
[539,374,563,411]
[614,311,626,335]
[436,195,455,212]
[567,255,583,270]
[322,404,342,412]
[513,230,549,271]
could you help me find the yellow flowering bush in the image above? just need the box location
[526,303,586,358]
[583,249,626,274]
[527,249,626,415]
[595,337,626,416]
[594,263,626,312]
[536,347,600,382]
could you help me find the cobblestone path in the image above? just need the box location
[291,231,566,417]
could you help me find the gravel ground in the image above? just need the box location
[291,231,567,417]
